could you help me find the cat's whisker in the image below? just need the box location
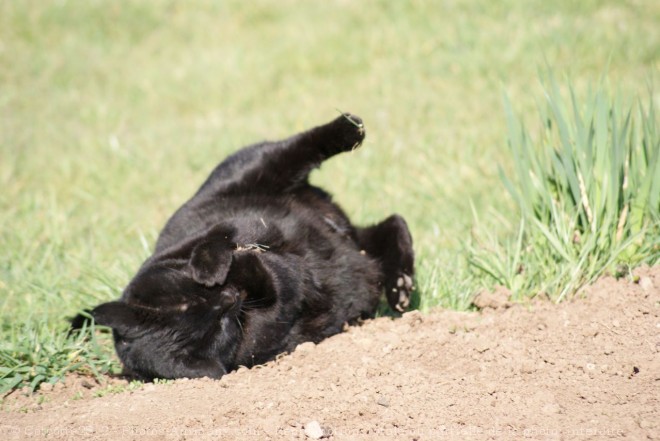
[241,298,272,309]
[235,315,245,336]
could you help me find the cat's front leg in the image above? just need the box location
[305,113,365,156]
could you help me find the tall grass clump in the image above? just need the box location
[470,75,660,301]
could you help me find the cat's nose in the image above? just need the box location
[215,287,240,312]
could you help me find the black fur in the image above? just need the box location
[71,114,415,381]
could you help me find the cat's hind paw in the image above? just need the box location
[387,273,414,312]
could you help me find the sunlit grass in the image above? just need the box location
[1,0,658,393]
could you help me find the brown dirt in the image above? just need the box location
[2,267,659,441]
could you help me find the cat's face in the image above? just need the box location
[88,269,245,381]
[74,227,278,381]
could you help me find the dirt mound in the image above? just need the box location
[2,267,658,440]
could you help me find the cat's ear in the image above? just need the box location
[70,301,144,336]
[189,235,234,287]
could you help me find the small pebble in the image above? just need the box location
[304,421,324,439]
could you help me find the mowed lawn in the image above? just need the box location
[0,0,658,385]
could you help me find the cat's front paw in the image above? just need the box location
[387,273,414,312]
[326,113,366,152]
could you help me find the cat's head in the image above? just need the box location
[71,227,277,381]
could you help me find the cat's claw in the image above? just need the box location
[390,273,414,312]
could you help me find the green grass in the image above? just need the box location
[1,0,658,393]
[469,75,660,300]
[0,320,119,395]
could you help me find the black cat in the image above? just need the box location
[71,113,414,381]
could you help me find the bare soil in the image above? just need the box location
[2,267,659,441]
